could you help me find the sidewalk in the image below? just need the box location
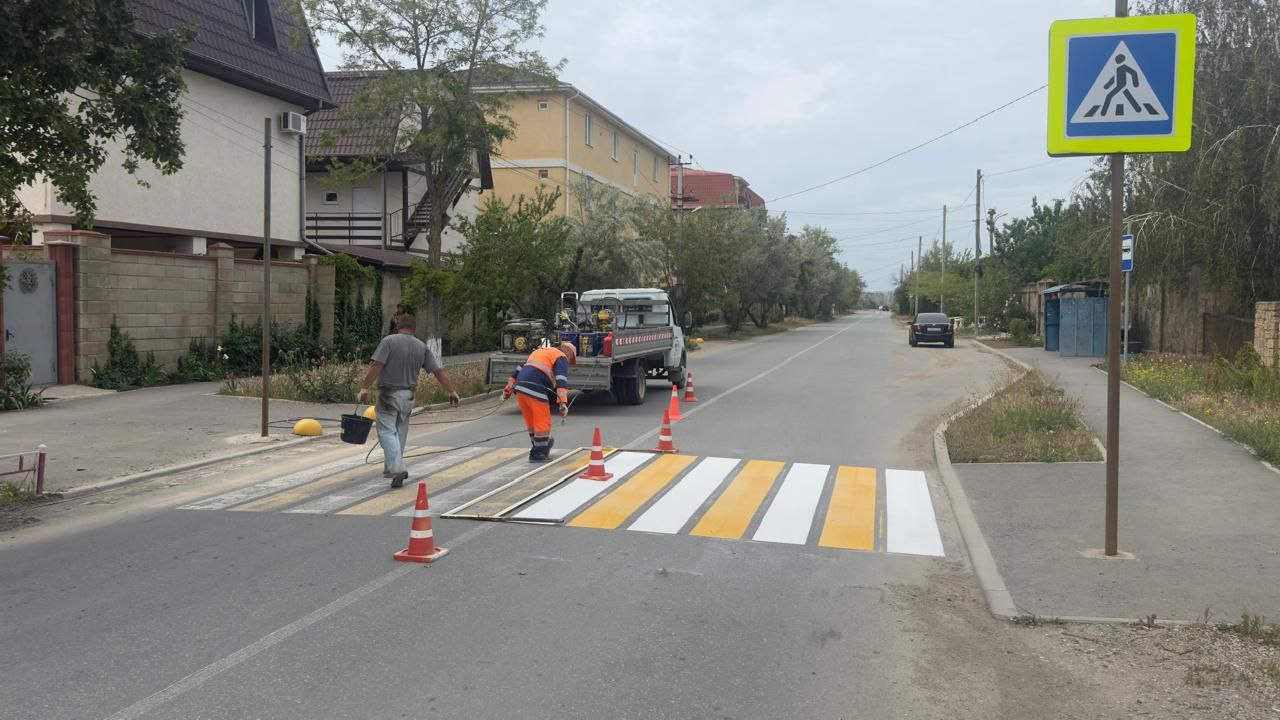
[0,382,354,492]
[953,346,1280,621]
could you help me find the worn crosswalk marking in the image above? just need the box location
[178,445,945,558]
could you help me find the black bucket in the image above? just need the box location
[339,413,373,445]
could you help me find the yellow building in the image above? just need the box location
[471,81,673,216]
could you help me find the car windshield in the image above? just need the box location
[916,313,949,323]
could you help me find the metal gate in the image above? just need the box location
[2,261,57,384]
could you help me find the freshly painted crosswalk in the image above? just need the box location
[179,446,946,557]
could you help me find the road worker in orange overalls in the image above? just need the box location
[503,342,577,462]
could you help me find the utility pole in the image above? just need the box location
[974,169,982,332]
[915,236,922,315]
[672,155,690,247]
[260,118,273,437]
[1104,0,1128,557]
[909,250,915,313]
[940,204,947,315]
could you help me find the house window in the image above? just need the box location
[652,155,659,182]
[611,131,618,161]
[584,113,593,146]
[241,0,277,48]
[322,191,339,205]
[538,169,550,180]
[632,150,639,186]
[538,99,549,111]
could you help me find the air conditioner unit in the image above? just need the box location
[278,111,306,135]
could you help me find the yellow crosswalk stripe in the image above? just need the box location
[337,447,526,516]
[689,459,783,540]
[568,454,697,529]
[818,466,876,550]
[229,464,373,512]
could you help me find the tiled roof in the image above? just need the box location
[670,167,766,210]
[131,0,332,109]
[305,72,399,157]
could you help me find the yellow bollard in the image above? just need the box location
[292,418,323,437]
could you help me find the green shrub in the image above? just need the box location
[90,322,164,390]
[1207,343,1280,403]
[1,352,44,411]
[169,337,224,383]
[1009,318,1031,344]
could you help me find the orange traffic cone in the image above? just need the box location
[393,482,449,564]
[653,409,678,453]
[579,427,614,481]
[683,373,699,403]
[667,384,684,422]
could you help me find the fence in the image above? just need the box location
[0,446,47,496]
[1201,313,1255,359]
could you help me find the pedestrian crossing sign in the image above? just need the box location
[1047,14,1196,156]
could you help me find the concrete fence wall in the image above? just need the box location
[46,231,335,382]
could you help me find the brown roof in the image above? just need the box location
[131,0,332,110]
[671,168,765,210]
[318,244,422,269]
[306,72,399,157]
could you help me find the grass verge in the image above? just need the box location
[699,317,815,342]
[946,370,1103,463]
[219,359,493,407]
[1118,350,1280,466]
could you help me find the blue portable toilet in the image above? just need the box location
[1042,282,1108,357]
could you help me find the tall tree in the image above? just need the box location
[295,0,560,346]
[0,0,191,242]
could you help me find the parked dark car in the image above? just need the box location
[878,305,890,311]
[909,312,954,348]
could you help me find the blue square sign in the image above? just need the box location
[1047,15,1196,156]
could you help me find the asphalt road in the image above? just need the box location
[1,313,1085,720]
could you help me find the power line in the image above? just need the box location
[768,85,1048,203]
[985,159,1057,178]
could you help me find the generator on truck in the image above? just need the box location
[486,288,691,405]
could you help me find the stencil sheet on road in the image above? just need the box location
[180,446,944,557]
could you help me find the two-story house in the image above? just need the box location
[671,168,766,212]
[17,0,333,259]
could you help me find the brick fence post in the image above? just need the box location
[1255,301,1280,368]
[210,243,235,336]
[42,230,112,383]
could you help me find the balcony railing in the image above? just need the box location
[305,212,385,246]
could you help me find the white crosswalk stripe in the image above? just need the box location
[752,463,829,545]
[284,447,490,515]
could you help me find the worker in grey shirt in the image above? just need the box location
[357,313,460,487]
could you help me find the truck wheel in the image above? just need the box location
[669,352,687,388]
[612,360,647,405]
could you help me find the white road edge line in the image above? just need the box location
[100,521,496,720]
[625,315,868,448]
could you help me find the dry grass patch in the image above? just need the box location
[946,371,1102,463]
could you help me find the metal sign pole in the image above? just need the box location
[261,118,272,438]
[1103,0,1128,558]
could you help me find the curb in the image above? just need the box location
[939,340,1194,626]
[412,388,503,415]
[52,434,324,500]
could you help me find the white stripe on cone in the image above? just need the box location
[409,529,434,539]
[413,509,430,518]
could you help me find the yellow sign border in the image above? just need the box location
[1047,14,1196,156]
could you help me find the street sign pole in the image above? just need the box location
[1048,4,1194,558]
[1122,231,1134,365]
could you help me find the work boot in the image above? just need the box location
[529,445,550,464]
[389,471,408,488]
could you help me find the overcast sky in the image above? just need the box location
[318,1,1113,291]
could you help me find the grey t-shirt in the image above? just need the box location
[371,333,442,390]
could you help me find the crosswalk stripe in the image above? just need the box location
[689,460,783,540]
[228,464,375,513]
[885,469,944,557]
[177,447,449,510]
[753,463,829,545]
[627,457,739,534]
[413,455,548,516]
[818,466,876,550]
[285,447,491,515]
[568,454,697,530]
[336,448,525,516]
[511,451,653,521]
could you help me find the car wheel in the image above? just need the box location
[909,332,917,347]
[945,338,954,348]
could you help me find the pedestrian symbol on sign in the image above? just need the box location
[1071,41,1169,124]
